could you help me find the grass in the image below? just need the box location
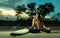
[0,26,60,38]
[0,30,60,38]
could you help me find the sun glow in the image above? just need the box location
[0,8,30,20]
[20,12,30,18]
[45,16,51,18]
[0,8,16,16]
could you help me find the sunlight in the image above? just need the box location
[20,12,30,18]
[45,16,51,18]
[0,8,16,16]
[0,8,30,20]
[6,10,16,16]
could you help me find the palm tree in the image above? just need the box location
[37,3,54,18]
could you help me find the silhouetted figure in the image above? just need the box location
[29,12,51,33]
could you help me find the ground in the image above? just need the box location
[0,26,60,38]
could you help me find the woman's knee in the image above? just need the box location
[47,27,51,30]
[45,27,51,33]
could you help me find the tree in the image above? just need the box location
[57,12,60,16]
[55,18,58,21]
[20,4,27,12]
[52,16,55,19]
[15,5,26,20]
[6,17,8,19]
[37,3,54,18]
[27,2,36,16]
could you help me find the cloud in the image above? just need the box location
[0,8,16,16]
[0,0,26,8]
[20,12,30,19]
[0,8,30,21]
[0,8,17,21]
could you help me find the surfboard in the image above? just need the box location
[10,28,29,36]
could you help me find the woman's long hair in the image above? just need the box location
[36,12,42,20]
[36,12,44,24]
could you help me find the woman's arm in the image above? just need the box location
[29,19,34,29]
[42,22,50,30]
[41,20,51,30]
[43,25,48,29]
[41,20,48,29]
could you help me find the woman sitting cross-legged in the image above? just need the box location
[29,12,51,33]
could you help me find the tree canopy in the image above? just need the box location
[37,3,55,16]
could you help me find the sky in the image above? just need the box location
[0,0,60,21]
[0,0,60,13]
[25,0,60,13]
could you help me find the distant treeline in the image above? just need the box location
[0,19,32,26]
[0,19,60,26]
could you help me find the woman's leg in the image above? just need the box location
[43,27,51,33]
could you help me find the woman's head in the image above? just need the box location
[35,12,41,19]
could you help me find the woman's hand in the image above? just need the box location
[46,28,51,30]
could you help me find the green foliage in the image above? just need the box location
[37,3,55,16]
[15,4,26,14]
[15,2,55,21]
[27,2,36,10]
[15,2,55,16]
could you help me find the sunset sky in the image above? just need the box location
[0,0,60,21]
[0,0,60,13]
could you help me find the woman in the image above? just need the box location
[10,12,51,36]
[29,12,51,33]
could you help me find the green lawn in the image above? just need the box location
[0,26,60,38]
[0,30,60,38]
